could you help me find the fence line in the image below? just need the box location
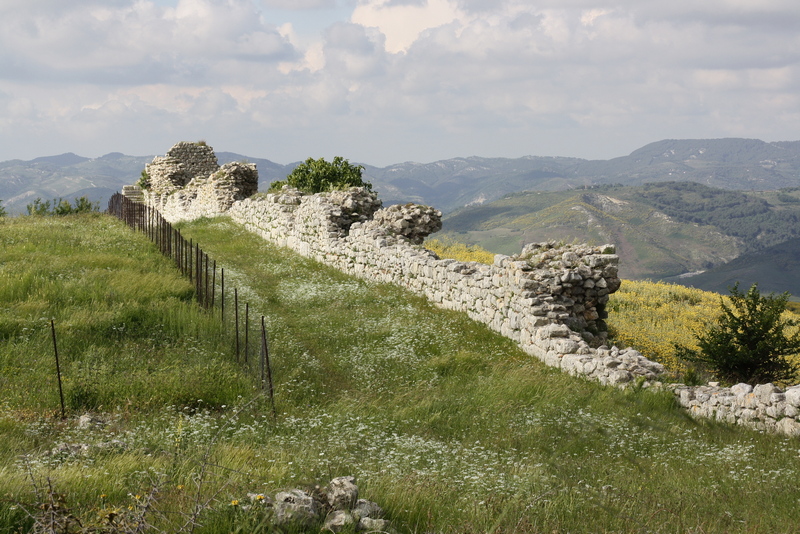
[107,193,274,395]
[108,193,218,308]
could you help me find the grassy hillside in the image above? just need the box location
[441,188,744,279]
[673,238,800,297]
[441,182,800,285]
[2,215,800,532]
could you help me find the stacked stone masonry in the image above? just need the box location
[144,142,258,218]
[140,144,800,437]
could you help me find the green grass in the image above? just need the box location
[0,215,251,415]
[441,189,747,280]
[2,214,800,533]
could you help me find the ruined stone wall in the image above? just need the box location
[137,144,800,437]
[225,188,662,381]
[225,188,800,437]
[144,143,258,221]
[145,142,220,194]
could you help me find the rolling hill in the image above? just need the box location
[2,137,799,215]
[440,182,800,290]
[368,138,800,212]
[668,238,800,296]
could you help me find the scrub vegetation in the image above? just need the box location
[1,214,799,533]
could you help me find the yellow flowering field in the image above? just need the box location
[424,237,496,264]
[606,280,721,373]
[607,280,800,374]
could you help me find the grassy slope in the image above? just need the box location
[441,190,743,279]
[1,215,800,533]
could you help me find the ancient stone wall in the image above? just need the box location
[145,141,220,194]
[227,188,800,436]
[143,143,258,220]
[138,144,800,437]
[224,188,664,380]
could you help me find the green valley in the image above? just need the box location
[439,182,800,292]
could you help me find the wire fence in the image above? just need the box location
[106,193,275,415]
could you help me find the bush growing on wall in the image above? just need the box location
[137,170,151,190]
[676,283,800,385]
[269,156,371,194]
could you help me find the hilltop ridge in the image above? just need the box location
[2,137,799,215]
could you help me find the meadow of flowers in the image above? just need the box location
[605,280,722,373]
[607,280,800,379]
[2,215,800,533]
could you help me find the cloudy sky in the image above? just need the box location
[0,0,798,166]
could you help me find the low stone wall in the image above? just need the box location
[674,382,800,435]
[231,189,655,370]
[138,143,800,437]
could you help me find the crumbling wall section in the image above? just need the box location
[225,188,800,436]
[145,142,220,194]
[226,188,664,386]
[133,143,800,437]
[143,143,258,221]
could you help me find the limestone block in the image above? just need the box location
[552,338,580,354]
[608,370,632,384]
[766,403,785,419]
[544,351,563,367]
[274,489,320,528]
[776,417,800,436]
[738,409,758,422]
[785,386,800,407]
[357,517,395,533]
[753,383,781,404]
[678,388,694,406]
[324,511,355,532]
[539,324,571,338]
[731,383,754,396]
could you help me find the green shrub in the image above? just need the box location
[26,197,52,215]
[0,199,6,217]
[137,170,151,189]
[26,196,99,216]
[676,283,800,385]
[269,156,371,194]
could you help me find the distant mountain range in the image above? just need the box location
[2,137,799,215]
[368,138,800,212]
[0,151,292,215]
[2,137,800,295]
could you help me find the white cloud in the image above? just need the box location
[0,0,297,85]
[260,0,337,8]
[351,0,464,53]
[0,0,799,165]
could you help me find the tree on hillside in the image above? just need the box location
[26,198,52,215]
[0,199,6,217]
[677,283,800,385]
[269,157,371,194]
